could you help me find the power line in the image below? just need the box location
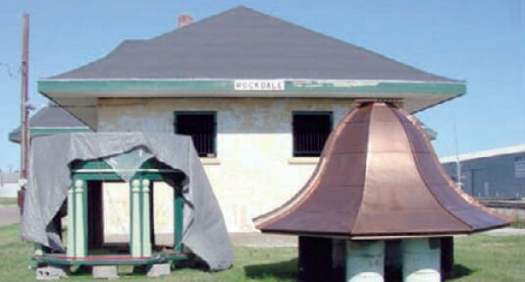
[0,62,20,79]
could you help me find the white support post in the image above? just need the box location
[402,238,441,282]
[74,179,86,258]
[141,179,152,257]
[67,185,75,257]
[346,240,384,282]
[130,179,142,257]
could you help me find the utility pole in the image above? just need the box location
[18,14,30,213]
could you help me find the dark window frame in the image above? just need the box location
[174,111,217,158]
[292,111,333,157]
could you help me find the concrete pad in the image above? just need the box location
[0,206,20,227]
[147,263,171,277]
[230,232,297,247]
[483,227,525,236]
[92,265,119,279]
[36,266,68,280]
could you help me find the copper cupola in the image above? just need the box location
[255,102,509,238]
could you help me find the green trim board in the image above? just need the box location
[174,190,184,253]
[33,253,187,266]
[39,79,465,97]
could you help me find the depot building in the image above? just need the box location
[37,6,465,233]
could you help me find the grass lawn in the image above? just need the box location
[0,224,523,282]
[510,219,525,229]
[0,198,17,206]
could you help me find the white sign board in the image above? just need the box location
[234,80,285,91]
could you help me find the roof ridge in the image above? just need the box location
[150,5,457,82]
[48,5,459,82]
[149,5,251,41]
[231,6,458,82]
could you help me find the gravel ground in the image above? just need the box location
[230,232,297,247]
[2,205,522,242]
[0,205,20,227]
[483,227,525,236]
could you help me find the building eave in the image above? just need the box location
[39,78,465,97]
[38,78,465,129]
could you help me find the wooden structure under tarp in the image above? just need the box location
[34,157,187,267]
[255,102,509,282]
[22,133,233,278]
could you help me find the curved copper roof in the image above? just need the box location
[255,102,508,238]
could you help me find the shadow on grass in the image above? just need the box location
[244,258,297,280]
[69,265,92,275]
[448,264,476,280]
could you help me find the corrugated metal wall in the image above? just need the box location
[442,152,525,199]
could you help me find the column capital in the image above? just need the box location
[131,179,141,192]
[74,179,84,191]
[142,179,151,192]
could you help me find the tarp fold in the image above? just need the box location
[21,132,233,270]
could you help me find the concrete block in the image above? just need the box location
[346,240,384,282]
[92,265,119,280]
[147,263,171,277]
[36,266,68,280]
[402,238,441,282]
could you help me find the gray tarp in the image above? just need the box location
[21,132,233,270]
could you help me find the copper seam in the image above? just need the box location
[348,103,375,234]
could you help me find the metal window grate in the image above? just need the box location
[175,112,216,157]
[293,112,332,157]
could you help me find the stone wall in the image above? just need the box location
[97,97,355,232]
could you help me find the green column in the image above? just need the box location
[130,179,142,257]
[74,179,87,257]
[67,185,76,257]
[141,179,152,257]
[174,188,184,253]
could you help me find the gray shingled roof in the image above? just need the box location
[52,6,455,81]
[8,104,88,143]
[25,105,85,128]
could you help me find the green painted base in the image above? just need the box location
[33,252,187,267]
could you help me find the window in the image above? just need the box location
[174,112,216,157]
[292,112,332,157]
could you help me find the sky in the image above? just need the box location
[0,0,523,171]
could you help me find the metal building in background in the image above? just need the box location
[441,145,525,199]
